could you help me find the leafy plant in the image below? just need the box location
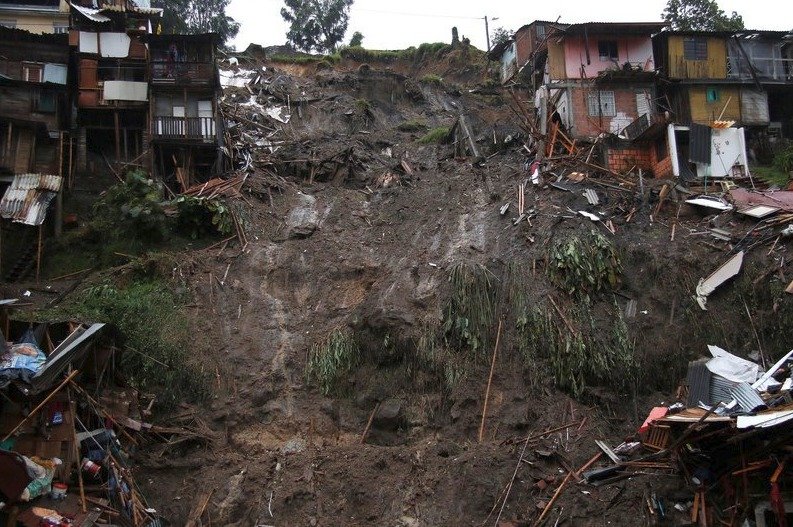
[91,169,168,243]
[773,142,793,175]
[547,230,622,301]
[306,329,360,395]
[173,196,234,239]
[442,262,498,357]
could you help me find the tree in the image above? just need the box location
[349,31,363,47]
[491,27,512,48]
[158,0,240,47]
[662,0,744,31]
[280,0,354,53]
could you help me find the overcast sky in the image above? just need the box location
[227,0,793,52]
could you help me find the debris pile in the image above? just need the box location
[575,345,793,526]
[0,306,209,526]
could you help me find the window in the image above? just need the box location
[23,63,43,83]
[587,90,616,117]
[0,20,16,29]
[706,87,720,102]
[34,90,56,113]
[598,41,618,62]
[683,38,708,60]
[536,24,546,39]
[53,23,69,34]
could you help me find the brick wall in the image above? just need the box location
[605,144,653,174]
[650,138,673,178]
[569,86,643,139]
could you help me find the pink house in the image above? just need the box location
[543,22,668,139]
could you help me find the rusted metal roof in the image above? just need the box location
[0,174,63,226]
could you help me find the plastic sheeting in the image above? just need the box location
[43,63,67,85]
[706,345,762,384]
[99,32,131,58]
[79,31,99,54]
[103,80,148,101]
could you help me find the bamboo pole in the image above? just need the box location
[68,391,87,513]
[2,370,79,442]
[533,470,574,527]
[360,402,380,444]
[478,319,502,443]
[36,224,43,282]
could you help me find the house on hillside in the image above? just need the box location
[537,22,668,141]
[0,0,69,34]
[147,33,224,187]
[69,0,162,172]
[0,27,69,177]
[488,21,568,86]
[653,30,793,137]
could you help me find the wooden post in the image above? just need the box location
[36,224,43,282]
[69,392,87,513]
[68,134,74,190]
[478,319,502,443]
[114,110,121,162]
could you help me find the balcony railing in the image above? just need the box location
[727,57,793,82]
[151,61,215,85]
[153,116,216,141]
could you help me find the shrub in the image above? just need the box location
[59,279,210,407]
[91,169,167,243]
[420,74,443,86]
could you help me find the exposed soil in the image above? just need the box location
[13,53,792,526]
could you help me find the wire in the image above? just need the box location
[353,7,483,20]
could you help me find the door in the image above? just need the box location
[636,90,652,119]
[198,100,214,139]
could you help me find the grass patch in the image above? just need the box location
[45,278,211,408]
[753,165,790,188]
[420,74,444,86]
[397,118,428,132]
[417,126,451,144]
[306,329,360,396]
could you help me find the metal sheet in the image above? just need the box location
[709,374,736,405]
[738,205,780,218]
[686,359,712,407]
[0,174,63,226]
[688,123,712,164]
[695,251,744,310]
[730,382,767,412]
[31,323,105,392]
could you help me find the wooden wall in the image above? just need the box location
[667,35,727,79]
[689,86,741,123]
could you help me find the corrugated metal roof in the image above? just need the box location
[709,375,736,405]
[686,359,712,407]
[730,382,767,413]
[0,174,63,226]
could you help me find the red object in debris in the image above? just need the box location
[639,406,668,436]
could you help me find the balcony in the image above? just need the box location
[153,116,216,141]
[727,56,793,82]
[151,61,215,86]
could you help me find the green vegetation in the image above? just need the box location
[773,142,793,176]
[420,74,444,86]
[547,230,622,301]
[268,53,329,65]
[397,118,428,132]
[417,126,451,144]
[49,277,210,407]
[752,165,790,188]
[442,262,498,357]
[306,329,360,396]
